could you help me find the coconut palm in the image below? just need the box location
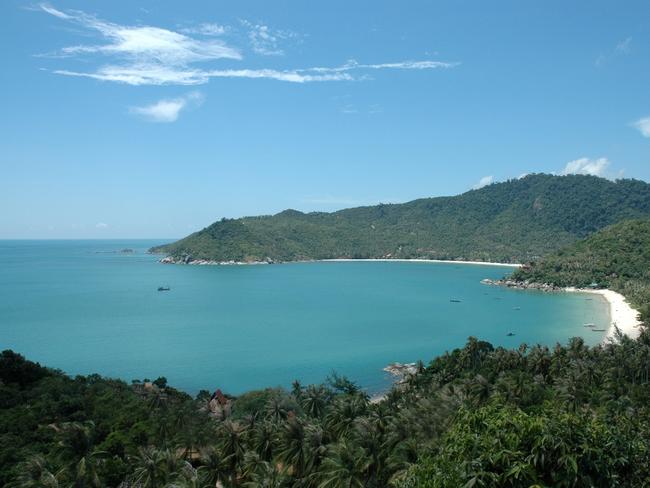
[300,385,330,419]
[276,416,309,478]
[251,420,275,461]
[6,455,61,488]
[165,462,204,488]
[324,396,368,440]
[317,440,370,488]
[131,447,165,488]
[197,446,230,488]
[241,452,288,488]
[50,421,106,488]
[218,420,246,480]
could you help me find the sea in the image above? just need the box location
[0,240,610,395]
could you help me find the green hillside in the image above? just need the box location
[512,218,650,321]
[151,174,650,264]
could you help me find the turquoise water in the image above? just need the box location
[0,240,609,395]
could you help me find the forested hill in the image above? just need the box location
[512,218,650,321]
[151,174,650,263]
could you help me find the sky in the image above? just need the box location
[1,1,649,239]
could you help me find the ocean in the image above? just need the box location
[0,240,609,395]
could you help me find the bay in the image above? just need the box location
[0,240,609,395]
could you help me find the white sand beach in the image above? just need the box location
[565,287,643,341]
[323,258,521,267]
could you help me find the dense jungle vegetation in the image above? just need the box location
[3,327,650,487]
[151,174,650,264]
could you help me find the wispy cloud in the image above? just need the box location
[595,37,632,67]
[241,20,296,56]
[472,175,494,190]
[38,4,458,86]
[130,91,204,122]
[39,2,241,84]
[95,222,108,229]
[304,59,459,73]
[560,157,610,177]
[181,23,229,36]
[632,117,650,138]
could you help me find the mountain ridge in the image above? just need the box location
[151,174,650,263]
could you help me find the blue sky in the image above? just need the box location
[1,1,649,239]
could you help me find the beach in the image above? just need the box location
[565,287,642,341]
[323,258,521,267]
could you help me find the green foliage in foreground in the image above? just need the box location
[151,174,650,264]
[513,218,650,321]
[4,329,650,487]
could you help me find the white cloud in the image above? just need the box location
[241,20,296,56]
[560,157,610,177]
[53,60,452,86]
[95,222,108,229]
[130,91,204,122]
[182,23,228,36]
[632,117,650,138]
[39,3,241,85]
[472,175,494,190]
[205,68,353,83]
[38,4,459,86]
[305,59,459,74]
[39,4,70,19]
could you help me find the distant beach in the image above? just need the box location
[565,287,643,341]
[323,258,521,267]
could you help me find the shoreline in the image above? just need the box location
[159,256,522,267]
[564,287,643,342]
[320,258,521,267]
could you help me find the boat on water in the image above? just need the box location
[583,323,595,327]
[592,328,607,332]
[450,299,462,303]
[157,286,171,292]
[506,332,516,336]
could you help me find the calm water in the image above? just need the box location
[0,240,609,395]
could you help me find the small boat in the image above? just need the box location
[583,323,595,327]
[513,307,521,310]
[592,328,607,332]
[157,286,171,292]
[450,299,462,303]
[506,332,516,337]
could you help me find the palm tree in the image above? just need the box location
[7,455,61,488]
[50,421,106,488]
[197,446,230,488]
[317,440,370,488]
[131,446,166,488]
[300,386,330,419]
[264,395,289,423]
[165,462,205,488]
[276,416,309,478]
[324,396,368,440]
[251,421,275,461]
[218,420,246,481]
[241,452,288,488]
[291,380,303,401]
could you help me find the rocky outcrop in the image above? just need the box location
[159,255,275,266]
[480,278,562,292]
[383,362,418,384]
